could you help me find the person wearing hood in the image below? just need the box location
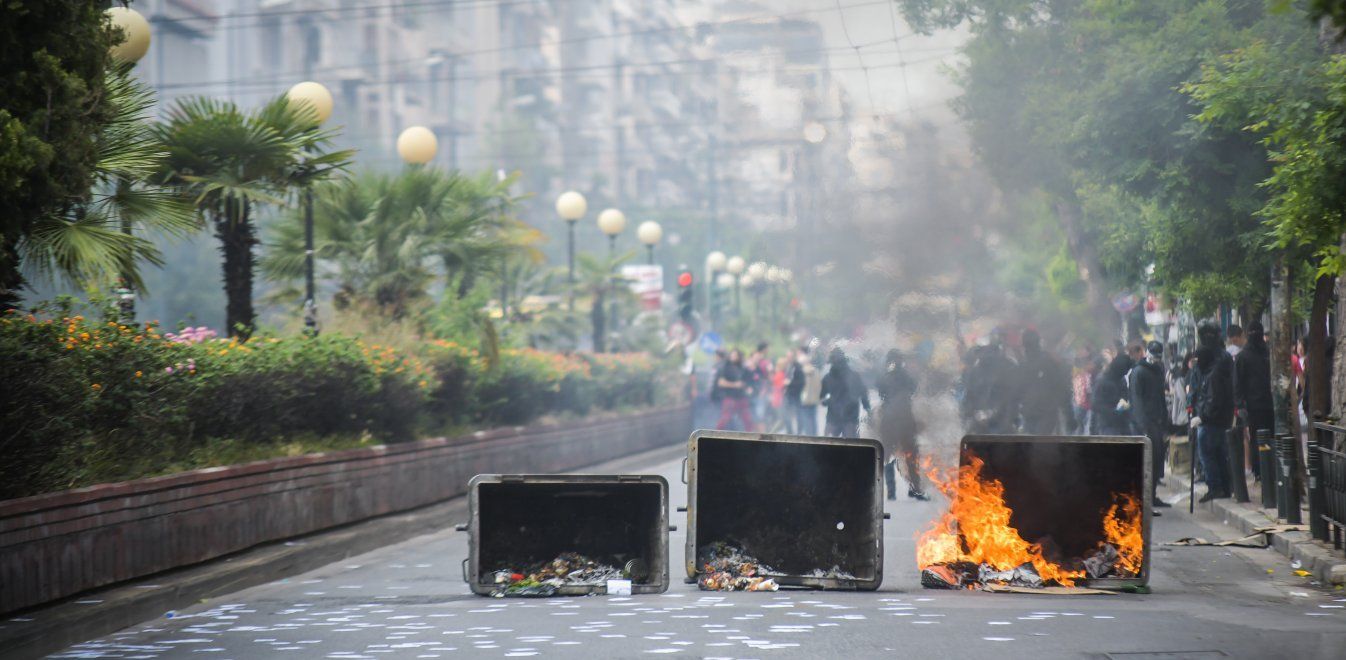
[820,347,871,438]
[1233,321,1273,481]
[959,334,1018,434]
[1015,329,1073,434]
[1090,351,1135,435]
[1130,341,1171,508]
[876,349,929,501]
[1192,322,1234,502]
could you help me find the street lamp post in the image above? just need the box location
[706,251,727,328]
[726,256,746,316]
[637,220,662,265]
[597,209,626,348]
[286,81,335,336]
[597,208,626,258]
[105,6,152,323]
[555,191,587,310]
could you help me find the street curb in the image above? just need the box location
[0,494,469,660]
[1168,474,1346,586]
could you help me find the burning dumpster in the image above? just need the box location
[463,474,669,596]
[685,430,885,590]
[918,435,1151,590]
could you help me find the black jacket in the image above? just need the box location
[821,363,871,426]
[1016,349,1072,434]
[1196,347,1235,428]
[1090,355,1133,434]
[1128,358,1167,432]
[1233,342,1273,412]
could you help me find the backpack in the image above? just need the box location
[801,363,823,406]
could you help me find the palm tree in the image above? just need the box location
[572,251,636,353]
[19,63,195,302]
[155,95,350,338]
[262,167,523,320]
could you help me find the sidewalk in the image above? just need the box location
[1165,468,1346,587]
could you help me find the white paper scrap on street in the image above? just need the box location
[607,579,633,596]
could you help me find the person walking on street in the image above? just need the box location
[1234,322,1273,481]
[749,342,772,426]
[792,345,822,435]
[1091,352,1134,435]
[1130,341,1171,509]
[876,349,929,501]
[821,347,871,438]
[1015,329,1073,434]
[1193,323,1234,502]
[715,349,755,432]
[959,336,1018,434]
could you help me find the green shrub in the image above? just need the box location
[0,305,673,500]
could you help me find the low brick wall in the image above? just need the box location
[0,405,691,614]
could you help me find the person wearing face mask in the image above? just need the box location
[876,349,929,501]
[820,347,871,438]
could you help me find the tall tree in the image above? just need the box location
[572,251,634,353]
[1,1,116,308]
[20,62,195,296]
[155,96,349,338]
[262,168,523,320]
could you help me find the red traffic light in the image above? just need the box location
[677,271,693,288]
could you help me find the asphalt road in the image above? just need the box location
[50,442,1346,660]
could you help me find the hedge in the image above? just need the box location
[0,310,668,500]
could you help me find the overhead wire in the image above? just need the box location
[151,0,905,92]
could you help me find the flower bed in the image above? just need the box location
[0,310,670,500]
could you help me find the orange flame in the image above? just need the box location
[917,454,1086,586]
[1102,493,1144,575]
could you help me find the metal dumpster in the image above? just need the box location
[463,474,670,595]
[684,430,885,590]
[960,435,1152,588]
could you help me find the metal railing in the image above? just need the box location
[1309,422,1346,555]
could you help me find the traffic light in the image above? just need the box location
[677,270,694,323]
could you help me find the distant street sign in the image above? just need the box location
[1111,291,1140,314]
[621,264,663,311]
[699,331,723,354]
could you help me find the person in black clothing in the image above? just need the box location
[714,349,755,431]
[1015,329,1074,434]
[1130,341,1171,508]
[1090,352,1134,435]
[1234,322,1273,480]
[820,347,871,438]
[1193,323,1234,502]
[877,349,928,501]
[959,338,1018,433]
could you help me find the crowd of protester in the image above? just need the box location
[707,340,928,501]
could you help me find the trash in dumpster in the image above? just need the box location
[696,543,780,591]
[1083,544,1119,579]
[490,552,627,597]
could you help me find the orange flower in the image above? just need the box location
[135,371,143,378]
[91,383,101,390]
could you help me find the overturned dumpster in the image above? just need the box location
[463,474,669,596]
[918,435,1151,590]
[685,430,885,590]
